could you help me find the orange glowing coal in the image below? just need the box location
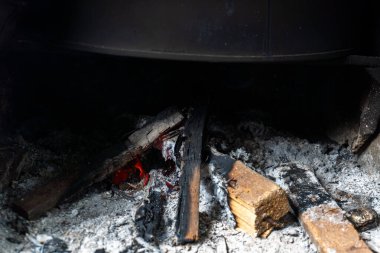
[112,157,149,186]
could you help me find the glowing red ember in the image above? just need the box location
[112,157,149,186]
[134,158,150,186]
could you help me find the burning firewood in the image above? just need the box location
[12,107,184,220]
[176,106,207,244]
[267,163,371,253]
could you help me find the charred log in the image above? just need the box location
[176,106,207,244]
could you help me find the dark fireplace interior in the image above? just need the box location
[1,50,379,253]
[6,51,369,139]
[1,1,380,253]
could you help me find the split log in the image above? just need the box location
[267,163,371,253]
[13,107,184,220]
[176,107,207,244]
[208,149,290,237]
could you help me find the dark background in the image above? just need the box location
[0,0,378,141]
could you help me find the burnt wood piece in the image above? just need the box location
[176,107,207,244]
[267,163,371,253]
[13,108,184,220]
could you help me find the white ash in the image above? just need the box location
[161,140,177,162]
[215,237,228,253]
[2,117,380,253]
[362,229,380,253]
[217,119,380,252]
[207,162,236,228]
[229,148,252,168]
[302,202,349,225]
[134,237,160,253]
[0,164,315,253]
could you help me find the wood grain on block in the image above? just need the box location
[267,163,371,253]
[234,216,274,238]
[227,161,290,237]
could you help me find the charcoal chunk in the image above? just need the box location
[346,208,379,231]
[135,190,165,243]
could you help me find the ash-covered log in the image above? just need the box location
[267,163,371,253]
[13,107,184,220]
[176,106,207,244]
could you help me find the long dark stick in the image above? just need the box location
[176,107,207,244]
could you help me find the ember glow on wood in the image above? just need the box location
[176,107,207,244]
[268,163,371,253]
[13,107,184,220]
[112,157,149,187]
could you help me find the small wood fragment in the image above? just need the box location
[176,107,207,244]
[268,163,371,253]
[13,107,184,220]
